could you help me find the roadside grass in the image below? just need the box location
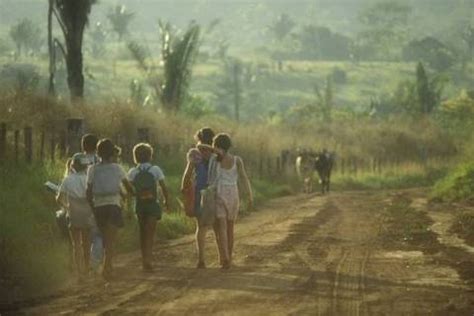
[0,161,68,301]
[431,161,474,202]
[331,165,447,191]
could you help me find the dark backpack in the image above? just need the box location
[133,166,160,215]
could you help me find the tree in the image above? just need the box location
[416,62,446,115]
[358,1,412,60]
[9,18,41,57]
[314,76,334,122]
[215,59,244,121]
[403,37,457,72]
[107,5,134,41]
[128,21,201,111]
[268,14,295,42]
[297,25,352,60]
[52,0,97,100]
[462,25,474,61]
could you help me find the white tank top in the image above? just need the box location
[217,156,238,186]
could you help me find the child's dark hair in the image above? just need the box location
[97,138,115,161]
[133,143,153,164]
[81,134,98,153]
[195,127,215,145]
[213,133,232,152]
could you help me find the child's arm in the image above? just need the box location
[237,157,254,210]
[180,161,195,193]
[122,178,135,197]
[56,191,67,209]
[86,184,94,209]
[159,180,170,212]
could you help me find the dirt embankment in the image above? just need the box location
[8,189,474,315]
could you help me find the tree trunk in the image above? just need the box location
[66,36,85,100]
[47,0,55,96]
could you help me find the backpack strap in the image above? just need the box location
[207,155,218,186]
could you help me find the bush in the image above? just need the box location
[431,161,474,202]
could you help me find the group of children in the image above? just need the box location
[56,129,253,280]
[57,135,168,279]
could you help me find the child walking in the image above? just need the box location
[181,127,220,269]
[128,143,169,272]
[86,139,133,280]
[80,134,103,272]
[57,153,95,278]
[212,133,253,269]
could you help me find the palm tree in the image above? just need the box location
[128,21,201,111]
[107,5,134,41]
[52,0,97,100]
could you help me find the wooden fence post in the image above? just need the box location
[14,130,19,163]
[66,119,84,156]
[24,127,33,163]
[0,123,6,161]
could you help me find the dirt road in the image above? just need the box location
[21,190,474,315]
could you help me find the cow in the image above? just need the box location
[295,149,317,194]
[313,150,335,194]
[296,149,335,194]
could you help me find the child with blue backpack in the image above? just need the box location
[128,143,170,272]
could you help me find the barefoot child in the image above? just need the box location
[57,153,94,278]
[80,134,103,273]
[212,133,253,269]
[181,127,220,269]
[128,143,169,272]
[86,139,133,280]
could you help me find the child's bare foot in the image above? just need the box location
[221,260,230,270]
[196,261,206,269]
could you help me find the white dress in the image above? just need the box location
[216,156,240,221]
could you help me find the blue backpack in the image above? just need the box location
[133,166,161,217]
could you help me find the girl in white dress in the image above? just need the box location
[212,133,253,269]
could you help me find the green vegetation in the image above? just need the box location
[431,162,474,202]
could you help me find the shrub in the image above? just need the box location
[431,162,474,202]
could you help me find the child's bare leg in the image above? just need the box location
[102,224,118,278]
[145,216,156,268]
[69,228,84,275]
[138,215,146,266]
[227,220,234,264]
[196,221,207,267]
[217,218,229,268]
[81,229,92,274]
[213,221,222,264]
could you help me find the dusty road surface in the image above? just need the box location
[19,190,474,315]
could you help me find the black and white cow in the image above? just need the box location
[296,150,335,194]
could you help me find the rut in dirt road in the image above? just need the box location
[22,191,474,315]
